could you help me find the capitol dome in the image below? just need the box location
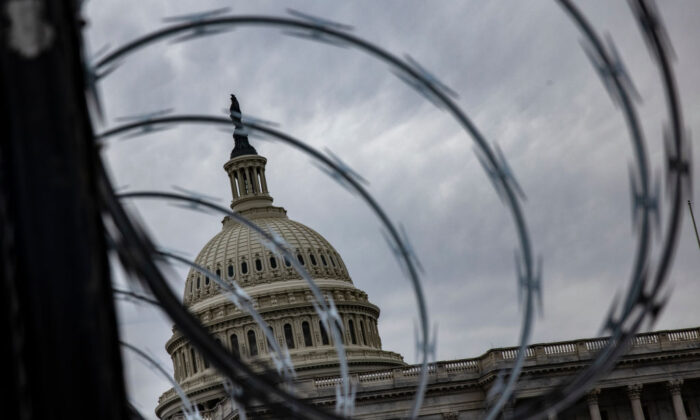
[156,96,404,419]
[184,216,353,306]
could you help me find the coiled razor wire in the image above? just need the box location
[157,248,298,383]
[508,2,690,418]
[100,155,348,420]
[87,0,692,418]
[129,194,354,416]
[121,341,200,420]
[104,119,422,418]
[93,14,534,419]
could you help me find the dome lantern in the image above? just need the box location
[224,94,275,213]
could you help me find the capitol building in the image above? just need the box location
[156,97,699,420]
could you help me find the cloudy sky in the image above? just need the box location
[85,0,700,417]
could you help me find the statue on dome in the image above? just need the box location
[229,93,258,158]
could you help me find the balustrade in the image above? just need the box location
[157,327,700,412]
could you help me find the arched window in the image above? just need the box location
[310,253,317,266]
[302,321,313,347]
[284,256,291,267]
[241,261,248,274]
[360,321,367,345]
[205,276,210,285]
[255,258,262,271]
[196,277,200,288]
[216,268,221,278]
[190,348,198,374]
[284,323,295,349]
[319,321,329,345]
[321,254,328,266]
[230,333,240,358]
[297,254,305,265]
[269,256,277,269]
[228,264,234,278]
[348,319,357,345]
[330,255,337,267]
[190,279,193,293]
[336,319,346,344]
[247,330,258,356]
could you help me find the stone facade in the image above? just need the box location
[159,327,699,419]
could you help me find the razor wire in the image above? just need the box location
[92,13,535,418]
[98,109,503,418]
[103,117,423,417]
[119,276,250,420]
[99,155,347,420]
[113,288,161,307]
[121,341,200,420]
[512,0,691,417]
[156,248,298,383]
[86,1,692,419]
[116,188,355,416]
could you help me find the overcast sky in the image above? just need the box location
[85,1,700,417]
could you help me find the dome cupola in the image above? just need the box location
[224,94,276,213]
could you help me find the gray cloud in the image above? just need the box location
[87,0,700,417]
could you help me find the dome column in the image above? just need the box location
[260,167,269,193]
[248,166,260,195]
[230,170,239,199]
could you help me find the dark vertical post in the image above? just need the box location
[0,1,128,418]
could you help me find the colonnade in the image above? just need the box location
[229,163,268,199]
[584,380,689,420]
